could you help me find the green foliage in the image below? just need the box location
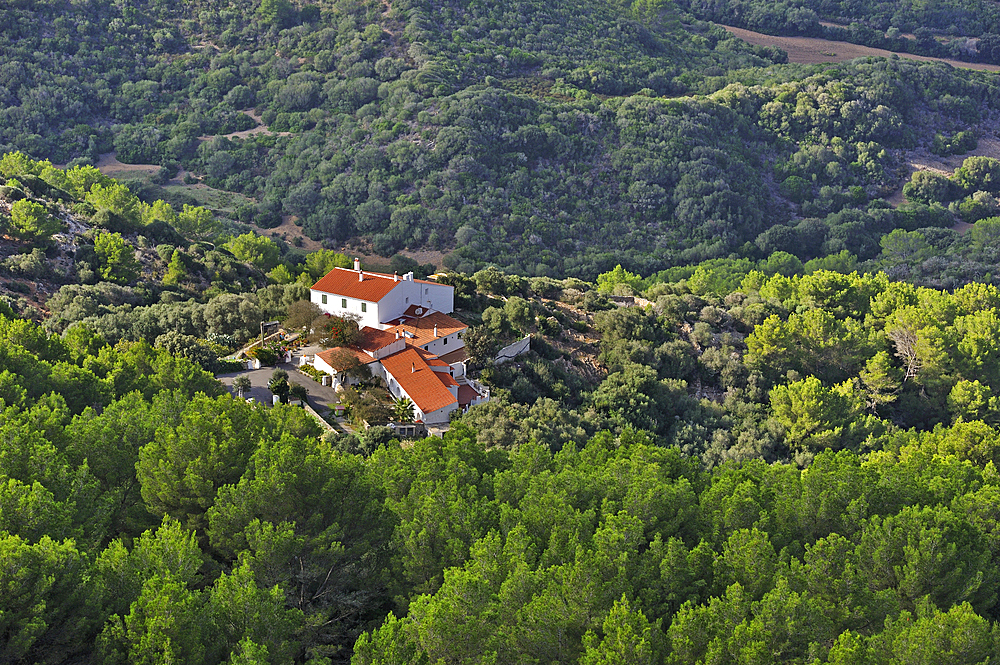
[162,248,188,286]
[597,264,645,295]
[94,232,140,284]
[8,198,59,241]
[86,182,141,230]
[304,250,352,281]
[224,233,281,272]
[136,393,270,534]
[258,0,295,27]
[0,534,85,663]
[174,205,222,240]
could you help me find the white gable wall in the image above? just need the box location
[310,289,384,330]
[372,338,406,359]
[376,277,455,325]
[412,330,464,356]
[312,274,454,330]
[418,403,455,425]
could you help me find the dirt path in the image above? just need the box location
[199,110,294,141]
[722,25,1000,72]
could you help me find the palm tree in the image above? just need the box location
[268,370,290,404]
[393,397,415,422]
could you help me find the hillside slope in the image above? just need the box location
[2,0,1000,278]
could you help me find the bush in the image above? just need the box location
[214,358,246,373]
[299,364,327,382]
[249,346,279,366]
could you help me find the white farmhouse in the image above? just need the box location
[308,261,488,425]
[310,258,454,330]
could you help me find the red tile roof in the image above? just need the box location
[380,347,458,415]
[384,311,467,346]
[407,344,450,367]
[357,326,399,352]
[458,384,481,407]
[402,304,431,318]
[311,268,402,303]
[316,347,376,371]
[437,347,469,364]
[312,268,446,302]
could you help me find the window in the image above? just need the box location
[321,294,327,304]
[443,337,448,345]
[361,302,367,313]
[405,297,409,304]
[425,288,428,294]
[341,298,347,308]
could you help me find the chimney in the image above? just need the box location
[395,331,399,339]
[411,362,415,373]
[354,258,360,271]
[358,270,363,282]
[394,272,398,282]
[434,324,438,337]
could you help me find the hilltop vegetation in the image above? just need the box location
[6,153,1000,660]
[2,0,1000,277]
[7,0,1000,660]
[8,260,1000,662]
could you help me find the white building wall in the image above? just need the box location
[414,331,464,356]
[416,403,457,425]
[310,289,382,329]
[375,285,409,325]
[314,354,337,376]
[416,280,454,314]
[370,362,388,384]
[375,277,456,326]
[372,338,406,360]
[312,274,454,329]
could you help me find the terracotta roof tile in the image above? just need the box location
[311,268,402,303]
[315,346,376,371]
[402,304,431,317]
[380,347,458,415]
[384,311,467,346]
[356,326,399,351]
[437,347,469,364]
[458,384,481,407]
[406,344,450,367]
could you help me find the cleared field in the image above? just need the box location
[161,183,253,213]
[94,152,160,179]
[722,25,1000,72]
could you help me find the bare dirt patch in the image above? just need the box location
[722,25,1000,72]
[247,216,325,252]
[339,246,449,270]
[891,135,1000,210]
[906,135,1000,177]
[94,152,161,177]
